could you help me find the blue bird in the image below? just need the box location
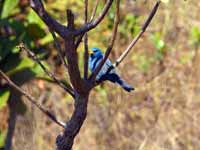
[88,47,134,92]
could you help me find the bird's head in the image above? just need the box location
[89,47,103,58]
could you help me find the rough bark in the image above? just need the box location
[56,93,89,150]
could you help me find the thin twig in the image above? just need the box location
[75,0,100,50]
[74,0,113,36]
[84,0,88,23]
[50,31,74,92]
[75,34,84,49]
[90,0,120,82]
[109,0,120,48]
[113,1,161,67]
[50,30,68,70]
[84,0,89,79]
[0,70,65,128]
[18,43,75,98]
[89,0,100,22]
[84,34,89,79]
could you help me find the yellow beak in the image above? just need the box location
[88,49,94,55]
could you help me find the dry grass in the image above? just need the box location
[1,0,200,150]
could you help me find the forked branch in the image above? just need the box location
[90,0,120,82]
[30,0,70,38]
[90,0,100,22]
[113,1,161,67]
[13,1,162,150]
[74,0,114,36]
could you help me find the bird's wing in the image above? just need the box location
[104,58,116,74]
[97,58,116,79]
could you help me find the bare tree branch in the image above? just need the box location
[12,1,162,149]
[84,0,89,79]
[30,0,70,38]
[49,31,74,89]
[89,0,100,22]
[74,0,113,36]
[0,70,66,128]
[75,34,84,49]
[109,0,120,48]
[18,43,75,98]
[75,0,100,50]
[56,94,89,150]
[53,11,91,149]
[90,0,120,82]
[113,1,161,67]
[50,30,68,70]
[64,10,87,93]
[84,0,88,24]
[84,34,89,79]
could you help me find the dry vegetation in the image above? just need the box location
[1,0,200,150]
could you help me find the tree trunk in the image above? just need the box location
[56,93,89,150]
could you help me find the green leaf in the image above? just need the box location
[0,88,10,109]
[0,37,19,62]
[151,32,165,50]
[1,0,19,19]
[39,33,53,45]
[30,61,50,77]
[9,19,26,35]
[26,23,46,39]
[154,50,164,60]
[26,9,46,29]
[6,57,35,76]
[190,26,200,47]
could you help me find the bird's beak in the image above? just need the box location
[88,49,94,55]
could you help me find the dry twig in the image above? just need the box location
[18,43,75,97]
[84,0,89,79]
[0,70,66,128]
[90,0,120,81]
[50,31,68,70]
[90,0,100,22]
[113,1,161,67]
[74,0,113,36]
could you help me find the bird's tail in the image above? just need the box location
[116,76,134,92]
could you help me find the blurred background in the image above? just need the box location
[0,0,200,150]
